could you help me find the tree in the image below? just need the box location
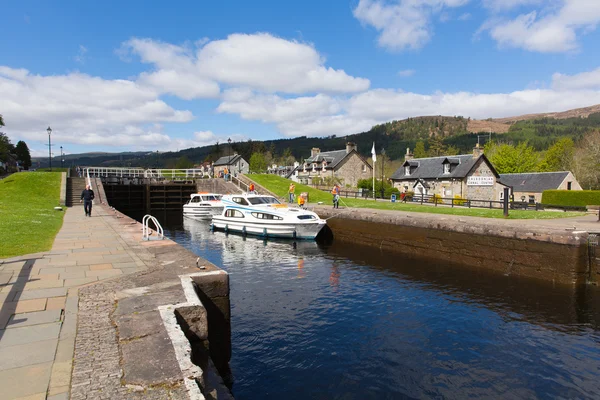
[0,132,14,163]
[427,136,446,157]
[487,142,539,173]
[573,131,600,189]
[14,141,32,170]
[413,141,427,158]
[175,156,193,169]
[538,138,574,172]
[0,114,4,127]
[249,152,267,173]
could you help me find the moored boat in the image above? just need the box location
[183,193,224,218]
[211,194,326,240]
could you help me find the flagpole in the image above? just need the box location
[371,142,376,200]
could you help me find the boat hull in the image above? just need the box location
[183,205,223,218]
[211,217,326,240]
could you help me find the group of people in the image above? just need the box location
[288,182,341,209]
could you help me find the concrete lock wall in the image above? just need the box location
[317,208,591,285]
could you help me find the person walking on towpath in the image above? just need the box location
[249,183,256,194]
[288,183,296,203]
[332,184,340,209]
[80,183,95,217]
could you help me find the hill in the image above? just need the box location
[33,104,600,167]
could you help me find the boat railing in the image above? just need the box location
[142,214,164,241]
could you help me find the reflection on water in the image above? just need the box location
[162,214,600,400]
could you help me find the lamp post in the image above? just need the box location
[47,127,52,171]
[380,148,385,199]
[227,137,232,181]
[60,146,63,168]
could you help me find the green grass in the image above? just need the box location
[36,168,69,172]
[0,172,65,258]
[250,174,586,220]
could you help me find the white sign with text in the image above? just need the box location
[467,176,494,186]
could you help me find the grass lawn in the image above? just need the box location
[250,174,586,220]
[0,172,65,258]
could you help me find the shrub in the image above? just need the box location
[429,193,443,204]
[541,190,600,206]
[453,195,467,206]
[404,191,414,201]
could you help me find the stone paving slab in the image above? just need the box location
[0,362,53,399]
[6,309,62,330]
[0,322,62,347]
[0,339,58,370]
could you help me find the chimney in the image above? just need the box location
[311,147,320,157]
[473,143,484,159]
[405,147,414,161]
[346,142,357,154]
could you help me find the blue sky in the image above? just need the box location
[1,0,600,157]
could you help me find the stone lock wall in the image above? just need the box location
[316,207,591,285]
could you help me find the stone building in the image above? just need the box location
[212,153,249,177]
[293,143,372,187]
[390,145,506,201]
[498,171,582,204]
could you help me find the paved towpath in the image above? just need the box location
[0,204,148,400]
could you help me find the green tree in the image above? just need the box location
[0,114,4,127]
[413,141,427,158]
[14,140,32,170]
[538,138,574,172]
[249,152,267,173]
[573,130,600,189]
[175,155,193,169]
[487,142,539,173]
[0,132,14,163]
[427,136,446,157]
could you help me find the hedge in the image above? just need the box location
[541,190,600,207]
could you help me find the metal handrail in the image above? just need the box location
[83,167,210,179]
[142,214,164,241]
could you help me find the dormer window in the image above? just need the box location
[405,166,410,176]
[443,163,450,174]
[322,161,327,171]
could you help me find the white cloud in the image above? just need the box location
[216,67,600,138]
[123,33,370,97]
[0,67,194,150]
[483,0,600,52]
[458,12,472,20]
[353,0,470,51]
[74,45,88,64]
[398,69,416,77]
[482,0,543,12]
[552,67,600,90]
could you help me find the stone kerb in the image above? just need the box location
[159,271,233,400]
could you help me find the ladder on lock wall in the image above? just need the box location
[142,215,164,241]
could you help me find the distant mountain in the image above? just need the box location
[33,104,600,167]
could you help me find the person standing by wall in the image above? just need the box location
[288,183,296,203]
[80,184,95,217]
[332,184,340,209]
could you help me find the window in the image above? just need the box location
[362,164,367,172]
[190,197,200,203]
[405,166,410,176]
[297,215,316,220]
[443,163,450,174]
[499,191,504,201]
[224,209,244,218]
[567,182,572,190]
[232,197,249,205]
[528,195,535,204]
[251,212,283,220]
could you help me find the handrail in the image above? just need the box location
[85,168,92,189]
[82,167,210,179]
[142,214,164,241]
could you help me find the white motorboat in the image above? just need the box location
[211,194,327,240]
[183,193,224,218]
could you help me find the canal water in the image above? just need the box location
[161,214,600,399]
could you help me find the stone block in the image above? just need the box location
[63,277,98,287]
[6,309,62,329]
[15,288,68,300]
[4,298,47,314]
[23,279,64,290]
[116,310,165,341]
[175,305,208,340]
[59,271,86,280]
[0,362,52,399]
[49,360,72,389]
[192,273,230,298]
[114,290,185,316]
[89,263,113,270]
[46,296,67,310]
[0,322,61,347]
[0,338,58,370]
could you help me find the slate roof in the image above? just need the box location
[390,154,496,180]
[498,171,570,192]
[213,154,244,166]
[304,150,349,170]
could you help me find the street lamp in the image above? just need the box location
[47,127,52,171]
[227,138,232,180]
[60,146,63,168]
[380,148,385,199]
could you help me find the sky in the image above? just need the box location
[2,0,600,157]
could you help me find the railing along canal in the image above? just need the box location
[84,167,210,180]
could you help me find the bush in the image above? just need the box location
[541,190,600,206]
[453,195,467,206]
[429,193,443,204]
[404,191,414,201]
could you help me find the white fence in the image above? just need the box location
[83,167,210,179]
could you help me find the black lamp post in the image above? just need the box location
[47,127,52,171]
[227,137,232,180]
[60,146,63,168]
[380,148,385,199]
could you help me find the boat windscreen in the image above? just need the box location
[202,195,220,201]
[248,196,281,205]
